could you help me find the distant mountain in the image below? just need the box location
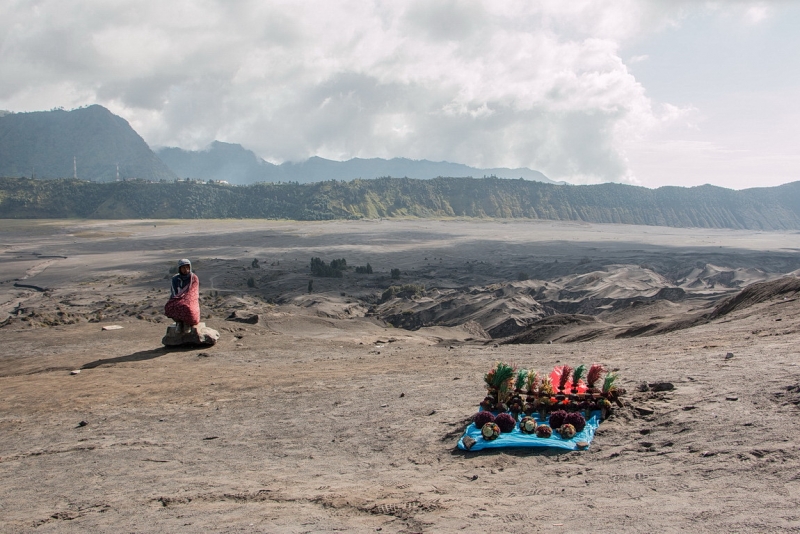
[1,176,799,231]
[279,156,557,184]
[0,104,555,184]
[157,141,275,184]
[3,107,798,231]
[156,142,557,185]
[0,105,177,182]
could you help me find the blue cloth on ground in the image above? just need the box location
[457,410,601,451]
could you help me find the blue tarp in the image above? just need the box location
[457,410,602,451]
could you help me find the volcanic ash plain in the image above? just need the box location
[1,219,800,533]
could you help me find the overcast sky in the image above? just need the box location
[1,1,798,189]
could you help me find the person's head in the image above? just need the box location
[177,258,191,275]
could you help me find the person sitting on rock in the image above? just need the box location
[165,258,200,334]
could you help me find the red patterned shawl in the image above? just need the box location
[165,273,200,325]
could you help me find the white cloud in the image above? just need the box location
[744,4,770,24]
[702,1,773,24]
[0,0,790,186]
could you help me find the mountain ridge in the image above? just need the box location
[0,103,558,185]
[1,175,799,231]
[156,141,557,185]
[2,105,799,231]
[0,105,177,182]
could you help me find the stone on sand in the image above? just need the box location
[226,310,261,324]
[162,322,220,347]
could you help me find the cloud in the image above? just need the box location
[744,4,771,24]
[702,1,773,25]
[402,0,487,42]
[628,54,649,64]
[0,0,770,183]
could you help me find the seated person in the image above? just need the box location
[165,258,200,333]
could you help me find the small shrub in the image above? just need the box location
[247,277,255,288]
[380,284,425,303]
[310,257,346,278]
[355,263,373,274]
[390,268,401,280]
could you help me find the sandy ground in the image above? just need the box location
[1,219,800,533]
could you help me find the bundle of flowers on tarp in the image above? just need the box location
[458,362,626,451]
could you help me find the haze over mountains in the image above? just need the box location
[156,141,556,185]
[0,105,176,182]
[0,105,555,185]
[1,105,800,231]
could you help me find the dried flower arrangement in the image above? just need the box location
[494,413,516,433]
[472,361,626,443]
[519,416,538,434]
[481,422,501,440]
[563,412,586,432]
[473,411,496,428]
[559,423,577,439]
[548,409,567,429]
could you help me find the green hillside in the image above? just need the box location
[1,176,799,230]
[0,106,177,182]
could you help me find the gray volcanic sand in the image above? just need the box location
[1,219,800,533]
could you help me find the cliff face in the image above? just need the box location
[1,175,799,230]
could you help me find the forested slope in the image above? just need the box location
[0,106,177,182]
[1,176,799,230]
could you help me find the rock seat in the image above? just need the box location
[162,322,219,347]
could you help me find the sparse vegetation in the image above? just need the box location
[391,268,401,280]
[380,284,425,303]
[355,263,373,274]
[310,257,346,277]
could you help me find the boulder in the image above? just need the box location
[162,322,219,347]
[226,310,260,324]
